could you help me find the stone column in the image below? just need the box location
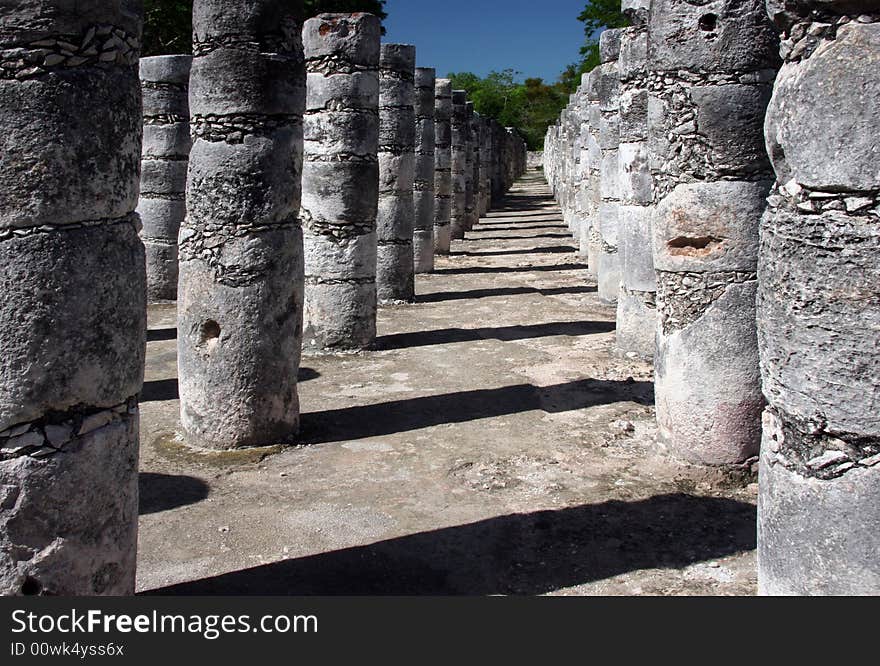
[573,76,592,259]
[138,55,192,302]
[433,78,453,254]
[179,0,305,449]
[648,0,779,465]
[597,29,623,303]
[464,101,477,232]
[450,90,469,240]
[757,3,880,594]
[301,12,380,351]
[616,1,656,358]
[479,115,493,215]
[376,43,416,302]
[413,66,435,273]
[585,69,603,277]
[490,120,505,202]
[0,1,145,595]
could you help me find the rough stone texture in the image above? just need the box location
[757,10,880,595]
[301,12,380,350]
[138,55,192,302]
[179,0,305,449]
[413,66,435,273]
[377,43,416,302]
[433,78,453,254]
[597,29,623,304]
[464,101,478,232]
[615,13,656,359]
[0,0,145,596]
[648,0,779,466]
[450,90,469,240]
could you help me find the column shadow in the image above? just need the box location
[144,493,756,595]
[139,472,210,515]
[375,319,613,350]
[299,378,651,445]
[451,245,575,257]
[416,285,597,304]
[432,263,587,276]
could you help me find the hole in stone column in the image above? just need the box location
[21,576,42,596]
[667,236,722,256]
[699,14,718,31]
[199,320,221,346]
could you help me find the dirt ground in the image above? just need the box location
[137,171,759,596]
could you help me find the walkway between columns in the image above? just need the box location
[137,170,758,595]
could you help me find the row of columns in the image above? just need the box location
[0,3,527,595]
[544,0,879,594]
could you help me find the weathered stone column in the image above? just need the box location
[179,0,305,449]
[490,120,505,201]
[450,90,469,239]
[377,43,416,302]
[597,29,623,303]
[757,4,880,594]
[573,75,593,259]
[433,78,453,254]
[138,55,192,302]
[648,0,779,465]
[413,66,435,273]
[479,115,493,215]
[301,12,380,350]
[585,69,603,276]
[0,2,145,595]
[464,101,477,232]
[616,1,656,357]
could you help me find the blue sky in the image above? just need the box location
[382,0,589,83]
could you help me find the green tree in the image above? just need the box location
[143,0,388,57]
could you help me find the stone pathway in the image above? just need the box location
[137,170,758,596]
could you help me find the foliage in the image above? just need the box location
[447,70,570,151]
[142,0,388,57]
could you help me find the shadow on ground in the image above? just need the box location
[144,493,756,595]
[139,472,210,515]
[375,319,613,350]
[416,285,596,304]
[299,378,652,444]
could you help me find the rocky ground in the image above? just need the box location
[137,171,758,596]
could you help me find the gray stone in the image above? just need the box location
[301,12,380,350]
[0,0,144,596]
[179,0,304,448]
[433,78,453,254]
[413,67,435,273]
[450,90,469,240]
[377,43,416,302]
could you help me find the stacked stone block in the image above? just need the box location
[377,43,416,302]
[757,2,880,595]
[433,78,453,254]
[138,55,192,302]
[479,115,493,215]
[597,29,623,303]
[301,12,380,350]
[179,0,306,449]
[648,0,779,465]
[0,0,145,595]
[585,69,603,277]
[450,90,469,239]
[464,101,478,232]
[413,66,435,273]
[616,2,656,358]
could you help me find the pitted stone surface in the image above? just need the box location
[376,43,416,302]
[179,0,305,449]
[433,78,453,254]
[413,66,435,274]
[0,0,145,596]
[301,12,380,351]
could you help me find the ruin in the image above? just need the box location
[377,43,416,302]
[301,12,381,350]
[413,66,436,273]
[433,78,453,254]
[0,0,145,595]
[178,0,306,449]
[139,55,192,302]
[757,2,880,595]
[615,1,656,359]
[0,2,876,599]
[449,90,469,239]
